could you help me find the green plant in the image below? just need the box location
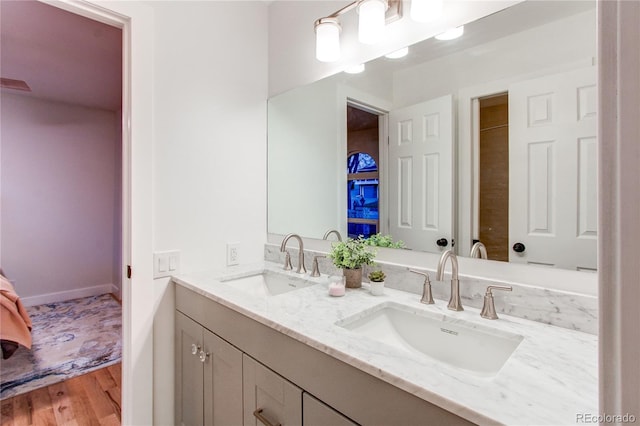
[328,236,376,269]
[364,233,405,249]
[368,269,386,282]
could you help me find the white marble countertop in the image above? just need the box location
[173,261,598,426]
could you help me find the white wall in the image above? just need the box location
[150,2,269,423]
[0,93,121,304]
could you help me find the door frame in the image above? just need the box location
[40,1,154,424]
[345,100,389,237]
[471,92,509,261]
[336,84,391,239]
[458,79,511,258]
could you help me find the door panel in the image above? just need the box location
[509,66,597,270]
[302,393,358,426]
[203,330,243,426]
[243,355,302,426]
[388,95,454,251]
[175,312,204,426]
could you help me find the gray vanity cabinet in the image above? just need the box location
[175,285,472,426]
[243,355,303,426]
[302,393,358,426]
[175,311,243,426]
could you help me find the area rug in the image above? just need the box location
[0,293,121,399]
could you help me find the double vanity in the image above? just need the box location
[173,246,598,425]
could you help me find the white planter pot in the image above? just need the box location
[370,281,385,296]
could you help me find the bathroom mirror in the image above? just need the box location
[268,0,597,271]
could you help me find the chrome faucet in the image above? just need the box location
[280,233,307,274]
[470,242,488,259]
[409,269,434,304]
[480,285,512,319]
[310,255,325,277]
[436,250,463,311]
[322,229,343,241]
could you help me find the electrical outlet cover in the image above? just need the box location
[227,242,240,266]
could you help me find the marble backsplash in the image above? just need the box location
[264,244,598,335]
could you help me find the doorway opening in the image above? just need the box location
[346,105,380,239]
[476,93,509,262]
[0,0,125,420]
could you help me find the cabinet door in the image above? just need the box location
[302,393,359,426]
[203,330,243,426]
[243,355,302,426]
[176,311,205,426]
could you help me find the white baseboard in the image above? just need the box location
[21,283,119,307]
[110,283,122,301]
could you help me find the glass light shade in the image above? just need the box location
[410,0,443,23]
[315,20,341,62]
[385,46,409,59]
[435,26,465,41]
[358,0,387,45]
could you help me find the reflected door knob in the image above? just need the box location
[436,238,448,247]
[513,242,526,253]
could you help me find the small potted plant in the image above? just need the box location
[368,269,386,296]
[328,236,376,288]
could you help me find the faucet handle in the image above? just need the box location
[409,269,434,305]
[311,255,325,277]
[283,251,293,271]
[480,285,512,320]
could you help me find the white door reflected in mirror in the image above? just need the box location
[389,95,453,252]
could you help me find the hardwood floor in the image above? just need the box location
[1,363,121,426]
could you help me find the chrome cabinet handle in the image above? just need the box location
[253,408,281,426]
[191,343,200,356]
[198,350,210,363]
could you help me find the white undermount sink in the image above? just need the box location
[220,271,315,296]
[337,302,523,376]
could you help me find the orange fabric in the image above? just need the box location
[0,274,32,349]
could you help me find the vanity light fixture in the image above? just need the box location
[344,63,366,74]
[410,0,443,23]
[315,17,341,62]
[435,25,464,40]
[385,46,409,59]
[358,0,387,44]
[314,0,402,62]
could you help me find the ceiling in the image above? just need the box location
[0,0,122,111]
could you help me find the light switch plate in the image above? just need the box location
[153,250,180,278]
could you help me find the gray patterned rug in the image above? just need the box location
[0,293,121,399]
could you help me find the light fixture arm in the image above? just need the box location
[316,0,402,27]
[326,1,359,19]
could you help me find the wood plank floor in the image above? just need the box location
[1,363,121,426]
